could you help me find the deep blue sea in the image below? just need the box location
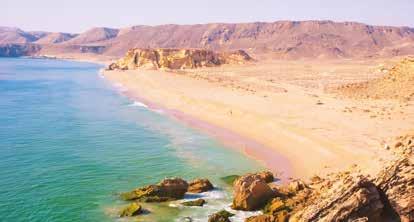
[0,58,262,222]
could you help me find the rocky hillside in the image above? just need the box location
[107,48,253,70]
[336,57,414,101]
[0,44,41,57]
[0,21,414,59]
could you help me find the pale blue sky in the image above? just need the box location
[3,0,413,33]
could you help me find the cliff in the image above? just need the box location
[107,48,253,70]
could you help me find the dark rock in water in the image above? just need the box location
[245,214,280,222]
[232,173,275,211]
[119,202,142,217]
[181,198,206,207]
[121,178,188,201]
[188,179,214,193]
[138,196,174,203]
[208,210,235,222]
[220,175,240,186]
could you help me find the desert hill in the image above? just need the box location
[34,32,77,44]
[336,57,414,101]
[63,27,118,45]
[0,20,413,59]
[0,27,39,44]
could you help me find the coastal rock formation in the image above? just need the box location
[375,134,414,222]
[121,178,188,202]
[181,198,206,207]
[232,172,275,210]
[119,202,142,217]
[107,48,253,70]
[188,179,214,193]
[256,171,275,183]
[290,176,384,221]
[375,157,414,222]
[245,134,414,222]
[336,57,414,101]
[208,210,235,222]
[220,175,240,186]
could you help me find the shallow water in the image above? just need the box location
[0,58,263,222]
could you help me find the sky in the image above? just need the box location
[2,0,413,33]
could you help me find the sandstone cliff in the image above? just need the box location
[107,48,253,70]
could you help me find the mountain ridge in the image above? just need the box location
[1,20,414,59]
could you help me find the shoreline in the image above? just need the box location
[120,87,293,181]
[101,61,414,180]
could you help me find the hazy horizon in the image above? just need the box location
[2,0,414,33]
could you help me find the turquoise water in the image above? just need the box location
[0,58,263,222]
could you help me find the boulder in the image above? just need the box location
[290,176,384,222]
[245,214,282,222]
[188,179,214,193]
[375,157,414,222]
[208,210,235,222]
[181,199,206,207]
[256,171,275,183]
[119,202,142,217]
[221,175,240,186]
[121,178,188,201]
[232,173,275,210]
[287,180,308,193]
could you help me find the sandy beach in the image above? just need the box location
[102,58,414,179]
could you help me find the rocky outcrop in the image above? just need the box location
[290,176,384,221]
[232,172,275,210]
[374,134,414,222]
[188,179,214,193]
[375,157,414,222]
[119,202,142,217]
[208,210,235,222]
[181,199,206,207]
[245,134,414,222]
[107,48,253,70]
[121,178,188,202]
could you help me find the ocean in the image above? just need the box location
[0,58,263,221]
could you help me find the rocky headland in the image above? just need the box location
[117,134,413,222]
[107,48,253,70]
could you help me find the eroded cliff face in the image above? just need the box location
[107,48,253,70]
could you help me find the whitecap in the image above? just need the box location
[128,101,149,108]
